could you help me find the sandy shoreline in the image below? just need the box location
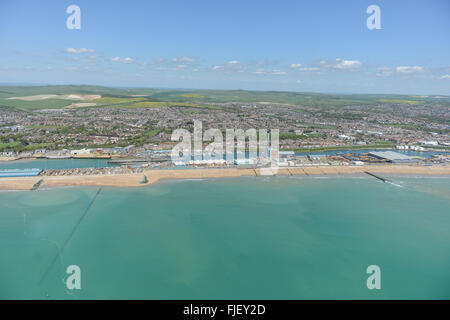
[0,165,449,190]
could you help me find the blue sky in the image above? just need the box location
[0,0,449,94]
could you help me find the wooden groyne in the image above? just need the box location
[30,179,44,191]
[140,175,149,184]
[364,171,389,183]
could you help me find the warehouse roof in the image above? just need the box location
[369,151,414,161]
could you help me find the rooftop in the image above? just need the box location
[369,151,415,161]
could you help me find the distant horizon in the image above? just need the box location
[0,82,449,98]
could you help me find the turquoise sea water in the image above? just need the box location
[0,159,116,170]
[0,176,449,299]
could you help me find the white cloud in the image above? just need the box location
[439,74,450,79]
[376,67,393,77]
[64,66,79,71]
[333,58,362,69]
[312,58,362,71]
[226,61,244,72]
[142,56,197,70]
[291,63,320,72]
[144,58,168,66]
[68,54,100,64]
[251,69,286,75]
[395,66,424,74]
[172,56,197,63]
[111,57,133,64]
[212,60,244,72]
[301,67,320,71]
[270,70,286,75]
[251,69,267,75]
[253,59,280,68]
[376,66,425,76]
[64,48,95,54]
[175,64,188,70]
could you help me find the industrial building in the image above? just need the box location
[368,151,419,163]
[279,151,295,160]
[234,158,256,166]
[278,151,295,166]
[308,155,324,161]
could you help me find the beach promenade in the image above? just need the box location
[0,165,449,190]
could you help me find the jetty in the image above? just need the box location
[364,171,389,183]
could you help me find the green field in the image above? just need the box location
[0,85,449,111]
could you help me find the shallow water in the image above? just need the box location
[0,158,116,170]
[0,176,449,299]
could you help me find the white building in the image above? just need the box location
[421,141,438,146]
[234,158,256,166]
[70,148,91,155]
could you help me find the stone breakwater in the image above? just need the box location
[40,166,145,177]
